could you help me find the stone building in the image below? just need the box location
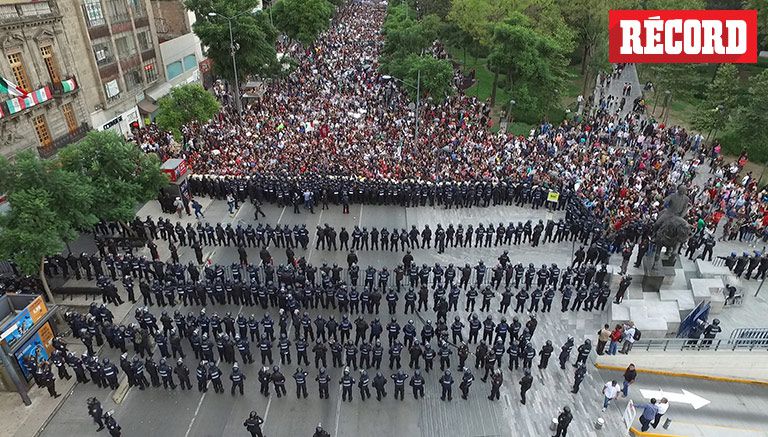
[0,0,91,158]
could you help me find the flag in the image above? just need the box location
[0,76,27,97]
[61,78,77,93]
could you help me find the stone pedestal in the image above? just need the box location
[641,254,682,292]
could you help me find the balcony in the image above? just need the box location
[37,123,90,158]
[87,24,110,40]
[140,48,155,62]
[134,15,148,28]
[0,85,53,120]
[99,62,119,81]
[51,76,79,97]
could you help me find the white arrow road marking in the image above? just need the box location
[639,388,710,409]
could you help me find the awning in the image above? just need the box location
[145,81,173,102]
[137,98,158,114]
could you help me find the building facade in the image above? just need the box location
[0,0,90,158]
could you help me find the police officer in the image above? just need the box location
[488,368,503,401]
[258,366,271,396]
[293,367,308,398]
[175,358,192,390]
[316,367,330,399]
[407,369,423,399]
[373,371,387,401]
[519,369,533,405]
[340,368,355,402]
[158,358,176,389]
[439,369,454,401]
[208,362,224,393]
[244,411,265,437]
[271,365,287,397]
[391,369,408,401]
[553,406,573,437]
[459,368,474,400]
[87,397,104,431]
[571,363,587,393]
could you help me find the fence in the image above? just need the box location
[632,335,768,352]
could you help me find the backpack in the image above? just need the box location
[633,329,641,341]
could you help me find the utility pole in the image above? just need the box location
[415,69,420,148]
[209,12,243,117]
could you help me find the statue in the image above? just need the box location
[651,184,692,268]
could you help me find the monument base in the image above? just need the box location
[641,253,682,293]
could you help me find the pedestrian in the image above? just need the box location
[601,380,620,412]
[244,411,265,437]
[104,411,122,437]
[622,364,636,397]
[608,324,623,355]
[652,397,669,429]
[620,322,637,354]
[553,406,573,437]
[519,369,533,405]
[637,398,660,432]
[596,324,611,355]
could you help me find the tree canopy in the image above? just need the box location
[155,84,220,141]
[730,70,768,161]
[186,0,279,81]
[691,64,740,134]
[58,131,168,222]
[272,0,335,45]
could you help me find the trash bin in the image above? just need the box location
[595,417,605,430]
[550,418,558,431]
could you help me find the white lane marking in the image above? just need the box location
[333,385,343,437]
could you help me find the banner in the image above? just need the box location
[0,296,48,349]
[547,191,560,202]
[14,322,54,380]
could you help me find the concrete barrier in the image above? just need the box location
[594,351,768,385]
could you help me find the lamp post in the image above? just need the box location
[382,72,421,148]
[208,11,246,117]
[506,99,516,124]
[661,90,671,123]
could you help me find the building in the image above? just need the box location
[0,0,91,158]
[60,0,165,136]
[141,0,203,123]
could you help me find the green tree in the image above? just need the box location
[0,190,69,303]
[0,153,97,307]
[155,84,220,141]
[186,0,279,81]
[691,64,741,134]
[408,0,450,19]
[731,70,768,161]
[558,0,608,75]
[745,0,768,50]
[487,14,568,114]
[382,5,438,58]
[272,0,335,45]
[58,131,168,222]
[405,55,454,102]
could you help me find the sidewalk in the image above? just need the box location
[631,422,768,437]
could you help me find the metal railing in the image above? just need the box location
[632,336,768,352]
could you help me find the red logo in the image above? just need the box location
[609,10,758,63]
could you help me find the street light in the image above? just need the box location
[506,99,516,124]
[382,72,421,148]
[208,11,247,117]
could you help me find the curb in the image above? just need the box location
[629,426,686,437]
[594,363,768,386]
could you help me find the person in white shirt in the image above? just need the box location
[601,380,620,411]
[652,397,669,428]
[621,322,636,354]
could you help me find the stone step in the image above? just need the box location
[696,259,732,279]
[659,289,696,314]
[610,302,631,323]
[690,278,724,304]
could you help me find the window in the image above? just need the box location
[183,54,197,71]
[40,46,61,86]
[127,0,145,17]
[19,2,51,15]
[104,79,120,98]
[137,30,151,51]
[0,5,17,18]
[123,68,142,91]
[33,115,53,148]
[92,40,115,66]
[107,0,129,24]
[61,103,78,134]
[143,59,157,82]
[166,60,182,80]
[7,53,31,93]
[82,0,105,27]
[114,35,135,58]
